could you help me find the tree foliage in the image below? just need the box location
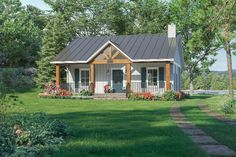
[123,0,169,34]
[169,0,220,94]
[213,0,236,97]
[0,0,43,67]
[36,0,78,87]
[182,72,235,90]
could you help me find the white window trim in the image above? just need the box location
[80,68,90,86]
[146,67,159,87]
[111,68,124,89]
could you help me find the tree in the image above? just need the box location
[169,0,220,95]
[123,0,169,34]
[214,0,236,98]
[0,0,42,67]
[26,5,48,30]
[36,0,78,87]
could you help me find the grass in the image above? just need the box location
[8,91,236,157]
[180,95,236,153]
[203,95,236,120]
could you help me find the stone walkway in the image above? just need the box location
[199,103,236,127]
[170,106,236,156]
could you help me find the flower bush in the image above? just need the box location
[128,92,154,100]
[142,92,155,100]
[104,84,114,93]
[38,82,72,98]
[128,91,188,101]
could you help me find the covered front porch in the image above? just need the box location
[55,62,172,95]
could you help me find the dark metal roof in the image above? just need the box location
[53,34,181,62]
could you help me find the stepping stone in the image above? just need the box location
[172,117,187,121]
[190,135,218,144]
[181,128,206,135]
[171,105,236,156]
[177,121,192,125]
[200,145,236,156]
[226,121,236,125]
[177,123,197,129]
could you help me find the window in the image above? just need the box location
[147,69,158,86]
[80,70,89,86]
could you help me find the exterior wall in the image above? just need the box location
[67,64,127,93]
[130,62,171,95]
[94,64,127,93]
[66,62,176,94]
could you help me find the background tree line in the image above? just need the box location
[0,0,235,96]
[182,71,236,90]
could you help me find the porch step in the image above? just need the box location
[93,93,128,100]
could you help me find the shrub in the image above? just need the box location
[155,95,162,101]
[0,68,36,92]
[162,90,177,101]
[176,91,188,100]
[128,93,143,100]
[0,124,16,157]
[0,113,69,157]
[221,99,236,114]
[79,89,90,96]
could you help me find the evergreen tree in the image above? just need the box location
[36,13,76,87]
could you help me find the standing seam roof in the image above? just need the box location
[53,34,180,62]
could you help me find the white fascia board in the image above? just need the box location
[51,59,175,64]
[132,59,174,62]
[50,61,87,64]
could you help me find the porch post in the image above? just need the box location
[166,62,171,90]
[90,64,95,95]
[126,63,131,93]
[56,64,60,86]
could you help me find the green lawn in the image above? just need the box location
[10,91,236,157]
[203,95,236,120]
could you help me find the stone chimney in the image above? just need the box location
[168,23,176,38]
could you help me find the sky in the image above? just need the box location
[20,0,236,71]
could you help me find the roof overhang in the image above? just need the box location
[51,59,174,64]
[50,40,174,64]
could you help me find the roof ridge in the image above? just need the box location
[73,33,169,39]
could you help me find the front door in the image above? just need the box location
[112,70,123,93]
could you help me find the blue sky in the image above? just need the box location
[20,0,236,71]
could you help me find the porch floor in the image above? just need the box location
[93,93,128,100]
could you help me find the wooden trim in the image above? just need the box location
[126,63,131,94]
[90,64,95,83]
[111,51,120,59]
[126,63,131,84]
[112,59,132,64]
[102,53,110,60]
[109,46,112,57]
[56,64,60,86]
[90,64,95,95]
[166,62,171,90]
[90,60,108,64]
[90,59,132,64]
